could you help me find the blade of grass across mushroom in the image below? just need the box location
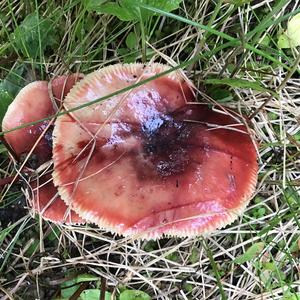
[53,63,258,239]
[0,54,222,137]
[1,74,84,224]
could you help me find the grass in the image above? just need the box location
[0,0,300,299]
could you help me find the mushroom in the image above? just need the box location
[53,63,258,238]
[2,74,84,224]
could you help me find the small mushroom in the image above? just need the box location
[53,63,258,238]
[2,74,84,224]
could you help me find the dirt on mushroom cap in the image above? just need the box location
[53,63,258,238]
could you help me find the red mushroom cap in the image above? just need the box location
[53,63,258,238]
[2,74,83,164]
[2,81,54,164]
[2,74,84,224]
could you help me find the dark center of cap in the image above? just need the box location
[141,113,191,177]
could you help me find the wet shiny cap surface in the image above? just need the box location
[53,63,258,238]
